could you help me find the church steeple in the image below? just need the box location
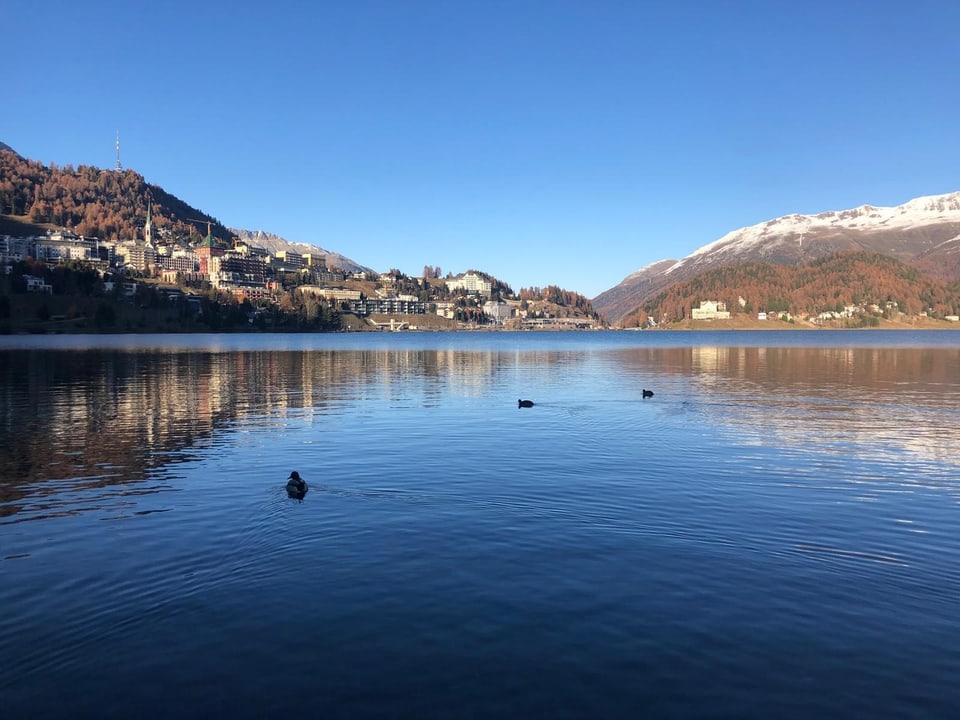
[144,202,153,246]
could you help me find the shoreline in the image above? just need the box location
[646,317,960,331]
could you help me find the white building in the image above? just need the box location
[435,301,456,319]
[118,241,158,271]
[482,300,513,323]
[161,250,198,274]
[299,286,362,302]
[446,272,492,296]
[274,251,304,268]
[24,275,53,294]
[691,300,730,320]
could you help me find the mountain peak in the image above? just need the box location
[626,258,676,280]
[594,189,960,325]
[229,227,372,274]
[669,190,960,276]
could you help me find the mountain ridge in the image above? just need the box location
[618,251,960,329]
[227,228,372,274]
[594,191,960,325]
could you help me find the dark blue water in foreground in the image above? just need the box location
[2,331,959,719]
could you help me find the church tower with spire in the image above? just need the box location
[144,202,153,246]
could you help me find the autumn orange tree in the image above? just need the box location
[1,149,230,244]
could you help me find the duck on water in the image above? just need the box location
[286,471,308,500]
[518,399,535,408]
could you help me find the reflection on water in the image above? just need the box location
[0,348,509,523]
[610,345,960,466]
[2,332,960,719]
[2,341,959,523]
[611,344,959,396]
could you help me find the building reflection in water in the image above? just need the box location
[2,344,958,520]
[0,348,556,520]
[608,345,960,466]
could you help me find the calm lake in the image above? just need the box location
[2,330,959,719]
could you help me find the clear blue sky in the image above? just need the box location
[6,0,960,297]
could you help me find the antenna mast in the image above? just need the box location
[115,131,122,171]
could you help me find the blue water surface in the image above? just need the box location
[1,331,959,719]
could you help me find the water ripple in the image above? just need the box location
[3,335,960,719]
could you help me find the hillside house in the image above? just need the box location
[435,302,456,319]
[24,275,53,294]
[691,300,730,320]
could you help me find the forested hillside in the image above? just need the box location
[0,149,230,243]
[519,285,601,319]
[621,252,960,326]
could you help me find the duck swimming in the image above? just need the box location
[286,470,308,500]
[642,389,654,398]
[518,399,535,408]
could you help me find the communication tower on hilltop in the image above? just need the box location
[115,131,122,171]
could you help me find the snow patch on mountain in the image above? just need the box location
[229,228,372,273]
[666,191,960,274]
[625,258,677,280]
[924,232,960,254]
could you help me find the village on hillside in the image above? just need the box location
[0,216,601,331]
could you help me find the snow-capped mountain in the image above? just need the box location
[669,192,960,275]
[229,228,373,274]
[594,192,960,324]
